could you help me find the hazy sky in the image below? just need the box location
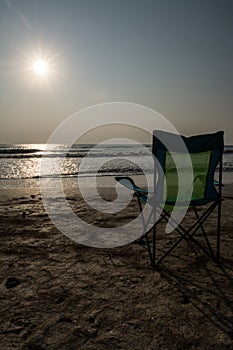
[0,0,232,143]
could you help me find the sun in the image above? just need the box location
[23,49,57,85]
[32,59,49,76]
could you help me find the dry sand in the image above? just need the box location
[0,183,233,349]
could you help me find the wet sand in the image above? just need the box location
[0,183,233,349]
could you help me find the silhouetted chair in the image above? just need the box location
[116,130,224,268]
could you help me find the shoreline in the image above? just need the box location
[0,171,232,202]
[0,170,232,189]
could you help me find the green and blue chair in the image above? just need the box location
[116,130,224,268]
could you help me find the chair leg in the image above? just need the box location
[192,206,215,259]
[156,203,218,264]
[152,224,156,268]
[136,194,153,266]
[216,155,223,262]
[216,199,222,262]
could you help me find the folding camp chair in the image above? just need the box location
[116,130,224,268]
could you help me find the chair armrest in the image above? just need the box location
[115,176,149,202]
[193,175,224,187]
[115,176,148,193]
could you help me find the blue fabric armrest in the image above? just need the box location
[115,176,148,193]
[115,176,149,202]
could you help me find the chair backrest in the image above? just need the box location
[152,130,224,206]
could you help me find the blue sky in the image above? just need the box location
[0,0,232,143]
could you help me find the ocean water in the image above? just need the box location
[0,144,232,188]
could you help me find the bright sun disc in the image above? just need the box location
[32,59,48,76]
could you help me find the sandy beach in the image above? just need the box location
[0,0,232,348]
[0,181,233,349]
